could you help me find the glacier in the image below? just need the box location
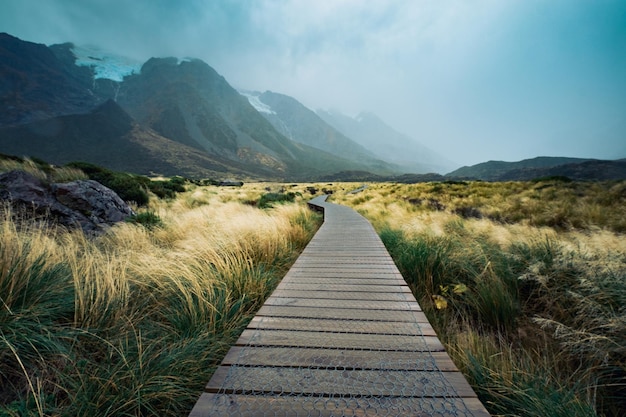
[238,90,276,115]
[71,44,142,82]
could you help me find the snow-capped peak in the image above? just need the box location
[238,90,276,115]
[71,44,143,82]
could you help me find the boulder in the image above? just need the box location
[0,170,135,235]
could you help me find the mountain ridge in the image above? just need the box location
[446,156,626,181]
[240,90,399,174]
[316,109,456,174]
[0,34,395,180]
[1,33,622,182]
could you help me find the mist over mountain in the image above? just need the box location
[239,90,398,174]
[1,33,622,182]
[0,33,397,180]
[317,109,456,174]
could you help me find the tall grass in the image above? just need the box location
[0,184,321,416]
[331,180,626,417]
[0,156,88,183]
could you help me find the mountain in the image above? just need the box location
[317,109,456,174]
[447,157,592,180]
[0,33,387,180]
[446,156,626,181]
[0,100,260,178]
[239,91,398,174]
[0,33,99,125]
[497,159,626,181]
[112,57,382,179]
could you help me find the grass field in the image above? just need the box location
[330,180,626,417]
[2,167,625,416]
[0,174,321,416]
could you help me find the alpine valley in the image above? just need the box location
[0,33,446,180]
[2,33,624,181]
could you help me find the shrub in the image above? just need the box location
[67,162,150,205]
[532,175,572,183]
[126,211,163,229]
[257,192,296,209]
[147,177,187,199]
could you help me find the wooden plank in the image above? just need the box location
[292,260,398,274]
[284,273,406,280]
[285,272,404,279]
[235,329,445,351]
[191,393,491,417]
[257,306,430,322]
[263,298,422,311]
[223,347,457,371]
[274,283,413,293]
[206,366,478,398]
[285,265,404,272]
[271,289,415,301]
[291,260,396,267]
[247,317,437,336]
[279,278,408,287]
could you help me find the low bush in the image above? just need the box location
[257,192,296,208]
[126,211,163,229]
[66,162,188,205]
[67,162,150,205]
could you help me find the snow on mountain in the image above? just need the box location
[238,90,276,114]
[71,44,142,82]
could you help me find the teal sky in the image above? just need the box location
[2,0,625,166]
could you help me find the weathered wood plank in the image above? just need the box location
[271,289,416,301]
[263,297,422,311]
[274,283,413,293]
[190,393,491,417]
[246,317,437,336]
[235,329,445,351]
[206,366,478,398]
[282,279,407,286]
[223,347,457,370]
[257,306,429,322]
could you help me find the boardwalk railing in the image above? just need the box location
[189,195,490,416]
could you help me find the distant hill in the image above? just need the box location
[240,91,398,174]
[497,159,626,181]
[447,156,626,181]
[317,109,456,174]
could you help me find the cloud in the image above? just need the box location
[1,0,625,165]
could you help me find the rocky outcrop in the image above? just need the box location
[0,170,134,234]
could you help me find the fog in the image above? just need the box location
[2,0,625,166]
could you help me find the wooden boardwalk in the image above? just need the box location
[189,196,490,416]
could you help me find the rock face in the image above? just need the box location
[0,170,134,234]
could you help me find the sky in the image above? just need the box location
[2,0,625,167]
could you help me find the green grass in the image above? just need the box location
[0,183,322,416]
[257,192,297,208]
[378,222,625,415]
[331,180,626,417]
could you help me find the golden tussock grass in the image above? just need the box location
[327,180,626,417]
[0,183,321,416]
